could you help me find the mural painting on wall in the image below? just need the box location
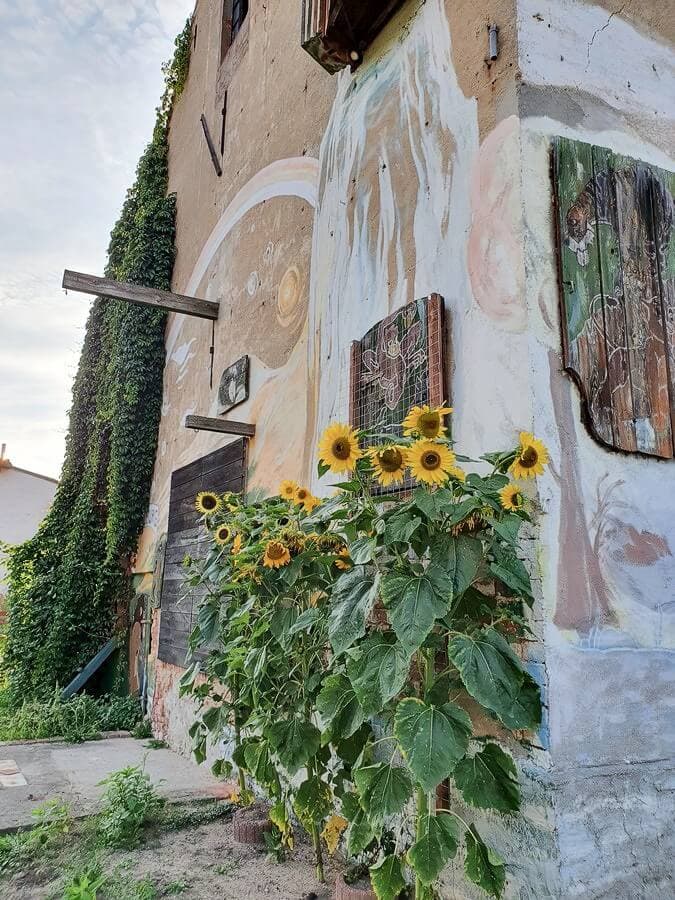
[349,294,445,438]
[218,354,250,415]
[553,137,675,459]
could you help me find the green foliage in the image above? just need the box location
[0,799,71,874]
[61,865,106,900]
[0,691,142,743]
[97,766,164,849]
[0,18,193,703]
[185,417,545,897]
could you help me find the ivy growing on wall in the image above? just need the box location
[0,19,193,704]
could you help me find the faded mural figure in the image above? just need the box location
[361,314,425,410]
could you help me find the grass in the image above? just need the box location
[0,689,143,744]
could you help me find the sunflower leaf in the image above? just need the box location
[370,855,406,900]
[394,698,472,791]
[489,547,533,603]
[430,535,483,603]
[453,743,520,812]
[408,812,459,884]
[347,633,411,716]
[317,673,365,740]
[266,718,321,775]
[464,826,506,898]
[381,568,450,654]
[354,763,413,829]
[342,791,377,855]
[328,567,380,656]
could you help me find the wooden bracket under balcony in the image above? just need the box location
[62,270,220,321]
[185,415,256,438]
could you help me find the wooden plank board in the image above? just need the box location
[610,155,673,457]
[63,270,219,321]
[185,415,255,437]
[650,165,675,452]
[553,138,614,445]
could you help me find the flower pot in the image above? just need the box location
[334,873,377,900]
[232,807,272,844]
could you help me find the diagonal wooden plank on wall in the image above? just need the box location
[650,165,675,454]
[553,138,614,446]
[610,154,673,458]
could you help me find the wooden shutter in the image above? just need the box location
[349,294,446,475]
[553,138,675,458]
[301,0,407,73]
[157,441,247,667]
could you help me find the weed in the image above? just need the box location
[132,720,153,740]
[0,799,71,874]
[159,799,232,832]
[144,739,168,750]
[97,766,164,849]
[61,865,106,899]
[214,860,240,876]
[164,881,188,895]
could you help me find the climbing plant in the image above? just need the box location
[0,19,193,704]
[186,408,548,898]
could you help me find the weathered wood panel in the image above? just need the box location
[553,138,675,458]
[62,270,219,320]
[157,441,247,668]
[185,414,255,437]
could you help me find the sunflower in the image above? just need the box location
[500,483,525,511]
[214,525,232,545]
[335,547,352,571]
[368,445,408,486]
[510,432,549,479]
[302,494,322,513]
[262,540,291,569]
[318,423,362,474]
[447,465,466,482]
[195,491,220,515]
[294,485,320,512]
[408,440,456,485]
[402,404,453,439]
[231,533,243,555]
[279,479,299,501]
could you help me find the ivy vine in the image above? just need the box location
[0,19,193,703]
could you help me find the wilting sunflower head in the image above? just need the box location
[408,440,456,485]
[231,533,243,555]
[301,494,322,513]
[510,432,549,480]
[262,540,291,569]
[279,479,299,501]
[214,525,232,545]
[368,445,408,487]
[318,423,362,474]
[500,483,525,511]
[402,404,453,439]
[334,546,352,570]
[195,491,220,515]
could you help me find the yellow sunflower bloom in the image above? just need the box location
[335,547,352,571]
[303,495,322,513]
[293,485,320,512]
[402,404,453,439]
[510,432,549,479]
[195,491,220,515]
[448,465,466,482]
[408,440,456,485]
[262,540,291,569]
[231,533,243,555]
[279,479,299,501]
[318,423,362,474]
[214,525,232,545]
[500,484,525,511]
[368,445,408,486]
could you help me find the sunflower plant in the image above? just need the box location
[310,409,546,899]
[181,485,350,881]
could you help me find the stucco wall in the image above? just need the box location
[138,0,674,895]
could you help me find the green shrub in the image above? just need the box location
[0,691,142,743]
[97,766,164,849]
[61,865,106,900]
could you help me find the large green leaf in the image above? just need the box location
[413,487,455,521]
[383,513,422,546]
[464,826,506,898]
[431,534,483,601]
[408,812,459,884]
[489,551,533,604]
[354,763,413,829]
[328,567,380,656]
[266,718,321,775]
[453,743,520,812]
[394,698,472,791]
[293,776,332,831]
[316,674,365,740]
[447,628,541,730]
[342,791,376,855]
[242,739,280,795]
[349,536,377,564]
[381,568,450,653]
[370,854,406,900]
[347,633,411,715]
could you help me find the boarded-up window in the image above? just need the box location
[349,293,446,448]
[157,441,247,667]
[553,137,675,458]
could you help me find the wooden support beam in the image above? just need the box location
[62,270,220,320]
[200,114,223,177]
[185,415,256,438]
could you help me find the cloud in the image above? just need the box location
[0,0,194,479]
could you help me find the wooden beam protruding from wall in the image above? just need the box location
[185,415,256,438]
[62,270,220,321]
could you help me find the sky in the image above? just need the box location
[0,0,194,480]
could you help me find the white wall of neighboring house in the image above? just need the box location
[0,461,58,601]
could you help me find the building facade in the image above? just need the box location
[132,2,674,896]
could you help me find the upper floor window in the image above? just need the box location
[220,0,249,62]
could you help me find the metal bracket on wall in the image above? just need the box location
[200,114,223,176]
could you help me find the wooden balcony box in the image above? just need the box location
[301,0,406,74]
